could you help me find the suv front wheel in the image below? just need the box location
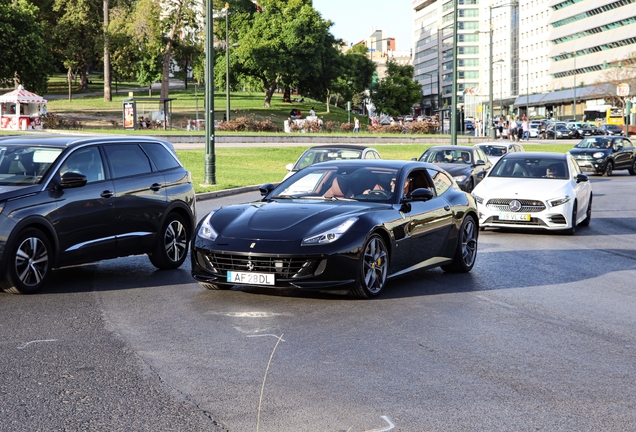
[149,213,189,269]
[0,228,53,294]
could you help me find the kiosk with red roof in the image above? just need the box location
[0,85,47,130]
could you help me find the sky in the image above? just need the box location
[312,0,413,51]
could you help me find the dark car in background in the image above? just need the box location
[567,122,595,139]
[416,145,492,192]
[192,160,479,298]
[544,122,575,139]
[568,136,636,176]
[0,135,196,294]
[596,123,624,136]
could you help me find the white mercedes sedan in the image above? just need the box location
[471,152,593,234]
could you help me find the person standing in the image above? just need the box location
[353,116,360,133]
[309,107,316,117]
[522,119,530,141]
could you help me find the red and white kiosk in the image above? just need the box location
[0,85,47,130]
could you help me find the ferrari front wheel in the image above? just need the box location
[349,234,388,299]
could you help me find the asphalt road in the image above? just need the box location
[1,174,635,431]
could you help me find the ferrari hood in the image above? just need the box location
[210,200,386,241]
[473,177,571,201]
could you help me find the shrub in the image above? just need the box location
[216,115,281,132]
[41,112,83,130]
[340,122,354,133]
[323,121,339,133]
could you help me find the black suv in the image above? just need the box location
[568,136,636,176]
[0,136,196,294]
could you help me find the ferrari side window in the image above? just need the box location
[427,168,452,195]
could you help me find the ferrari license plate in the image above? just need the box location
[499,213,531,221]
[227,271,275,285]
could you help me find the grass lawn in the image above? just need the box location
[178,143,575,193]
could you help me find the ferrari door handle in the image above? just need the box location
[150,183,162,191]
[100,190,114,198]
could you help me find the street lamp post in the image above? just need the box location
[204,0,216,184]
[521,59,529,119]
[225,3,230,122]
[488,2,518,139]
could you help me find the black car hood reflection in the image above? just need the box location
[211,200,391,240]
[433,163,472,176]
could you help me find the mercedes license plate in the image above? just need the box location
[499,213,531,221]
[227,271,275,285]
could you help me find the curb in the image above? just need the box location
[196,185,261,201]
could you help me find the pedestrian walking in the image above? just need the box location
[522,119,530,141]
[353,116,360,133]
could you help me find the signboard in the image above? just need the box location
[617,83,630,97]
[123,102,136,129]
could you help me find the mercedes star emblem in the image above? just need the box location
[509,200,522,212]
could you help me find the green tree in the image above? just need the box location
[234,0,339,107]
[370,61,422,117]
[52,0,102,93]
[0,0,52,93]
[331,46,376,110]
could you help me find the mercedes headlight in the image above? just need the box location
[472,194,484,204]
[592,152,604,159]
[454,175,467,182]
[197,211,219,241]
[548,196,571,207]
[302,218,357,245]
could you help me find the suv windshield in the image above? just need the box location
[0,146,63,186]
[577,137,612,149]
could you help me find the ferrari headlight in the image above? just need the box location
[592,152,604,159]
[197,211,218,241]
[302,217,357,245]
[548,195,571,208]
[454,175,467,182]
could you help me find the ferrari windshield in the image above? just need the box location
[577,137,613,149]
[294,148,364,171]
[273,166,399,202]
[489,157,569,179]
[0,146,63,185]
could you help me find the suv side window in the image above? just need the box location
[60,146,105,183]
[141,143,181,171]
[104,144,152,178]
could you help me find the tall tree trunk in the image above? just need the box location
[325,89,331,113]
[161,0,185,100]
[103,0,111,102]
[263,78,276,107]
[283,87,291,103]
[77,68,89,91]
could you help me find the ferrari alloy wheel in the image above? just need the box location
[149,213,189,269]
[580,194,592,227]
[603,161,613,177]
[0,228,52,294]
[350,234,388,298]
[442,215,478,273]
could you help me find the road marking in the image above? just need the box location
[247,334,286,342]
[17,339,58,349]
[365,416,395,432]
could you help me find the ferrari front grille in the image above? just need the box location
[197,252,318,279]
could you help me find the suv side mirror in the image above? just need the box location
[285,163,294,171]
[59,172,87,189]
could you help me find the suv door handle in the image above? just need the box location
[100,190,114,198]
[150,183,162,191]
